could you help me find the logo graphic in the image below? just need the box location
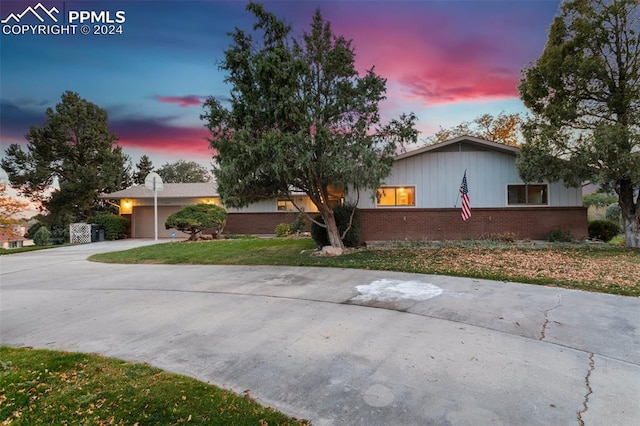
[1,3,59,24]
[2,2,126,36]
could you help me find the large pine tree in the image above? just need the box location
[2,91,131,224]
[202,3,417,249]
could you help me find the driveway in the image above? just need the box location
[1,240,639,425]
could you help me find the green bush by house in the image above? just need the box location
[546,229,573,242]
[275,223,292,237]
[588,220,620,242]
[91,214,129,240]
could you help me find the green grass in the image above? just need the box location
[0,346,308,425]
[0,245,59,255]
[91,238,319,265]
[89,237,640,297]
[608,235,626,246]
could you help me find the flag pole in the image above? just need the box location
[454,168,466,207]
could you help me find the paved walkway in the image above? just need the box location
[1,240,639,425]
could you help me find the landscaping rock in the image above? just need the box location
[314,245,344,256]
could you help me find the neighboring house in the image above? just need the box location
[0,223,27,249]
[101,136,587,241]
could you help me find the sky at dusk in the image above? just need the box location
[1,0,562,173]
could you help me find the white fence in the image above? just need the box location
[69,223,92,244]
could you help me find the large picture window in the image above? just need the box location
[508,184,548,205]
[377,186,415,207]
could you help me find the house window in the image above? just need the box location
[377,186,415,207]
[508,184,548,205]
[277,200,295,211]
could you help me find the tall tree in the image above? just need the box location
[518,0,640,247]
[426,112,522,146]
[156,160,212,183]
[202,3,417,249]
[1,91,131,225]
[133,155,155,185]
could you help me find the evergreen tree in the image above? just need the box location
[133,155,154,185]
[2,91,131,224]
[518,0,640,247]
[202,3,417,249]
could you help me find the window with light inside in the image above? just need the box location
[376,186,415,207]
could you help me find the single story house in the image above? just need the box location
[101,136,587,241]
[351,136,586,241]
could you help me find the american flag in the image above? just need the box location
[460,171,471,221]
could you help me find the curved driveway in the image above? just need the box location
[1,240,639,425]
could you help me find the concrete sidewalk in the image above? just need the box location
[1,240,639,425]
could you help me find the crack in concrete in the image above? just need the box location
[539,293,563,340]
[577,352,595,426]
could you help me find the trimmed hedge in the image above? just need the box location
[91,214,130,240]
[311,204,361,247]
[588,220,620,242]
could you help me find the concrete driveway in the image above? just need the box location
[1,240,639,425]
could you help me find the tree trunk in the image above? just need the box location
[617,179,639,248]
[319,204,344,249]
[623,216,640,248]
[325,215,344,249]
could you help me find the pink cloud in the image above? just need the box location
[112,118,212,158]
[156,95,204,107]
[329,7,529,106]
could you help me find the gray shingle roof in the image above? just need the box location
[101,182,218,199]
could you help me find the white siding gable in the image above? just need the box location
[355,138,582,208]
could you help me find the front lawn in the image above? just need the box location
[0,346,309,425]
[89,238,640,297]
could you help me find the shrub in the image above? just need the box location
[275,223,292,237]
[546,229,573,242]
[25,222,44,240]
[605,203,621,223]
[588,220,620,242]
[50,226,69,245]
[311,204,361,248]
[91,214,129,240]
[290,213,307,235]
[165,203,227,241]
[33,227,51,246]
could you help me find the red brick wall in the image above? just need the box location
[225,212,309,234]
[359,207,588,241]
